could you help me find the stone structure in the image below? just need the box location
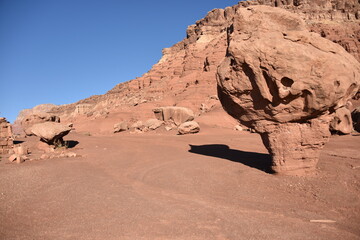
[0,118,13,154]
[217,6,360,175]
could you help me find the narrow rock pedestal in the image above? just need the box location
[259,119,331,175]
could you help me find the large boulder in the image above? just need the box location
[153,107,194,126]
[144,119,164,130]
[31,122,71,146]
[21,113,60,136]
[217,6,360,175]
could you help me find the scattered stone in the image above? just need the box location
[31,122,71,146]
[200,103,208,113]
[178,121,200,135]
[114,121,128,133]
[153,107,194,126]
[329,107,353,134]
[234,125,243,131]
[216,6,360,175]
[130,121,144,131]
[210,95,219,100]
[144,119,164,130]
[165,126,173,131]
[8,154,17,162]
[66,152,77,158]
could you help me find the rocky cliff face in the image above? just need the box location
[15,0,360,133]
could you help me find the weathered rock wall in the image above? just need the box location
[0,118,13,154]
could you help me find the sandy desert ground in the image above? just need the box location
[1,126,359,240]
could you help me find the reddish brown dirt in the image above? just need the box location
[1,127,359,239]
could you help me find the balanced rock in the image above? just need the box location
[153,107,194,126]
[31,122,71,146]
[21,113,60,136]
[178,121,200,135]
[217,6,360,175]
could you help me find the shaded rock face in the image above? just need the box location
[0,118,13,154]
[31,122,71,146]
[217,6,360,175]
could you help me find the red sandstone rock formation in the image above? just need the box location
[216,5,360,175]
[14,0,360,134]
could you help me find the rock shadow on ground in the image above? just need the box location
[189,144,274,174]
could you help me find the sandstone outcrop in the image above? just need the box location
[21,113,60,136]
[217,6,360,174]
[153,107,194,126]
[178,121,200,135]
[31,122,71,146]
[0,118,13,154]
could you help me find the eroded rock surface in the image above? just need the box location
[178,121,200,135]
[217,6,360,175]
[0,118,13,154]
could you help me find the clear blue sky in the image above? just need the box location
[0,0,240,123]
